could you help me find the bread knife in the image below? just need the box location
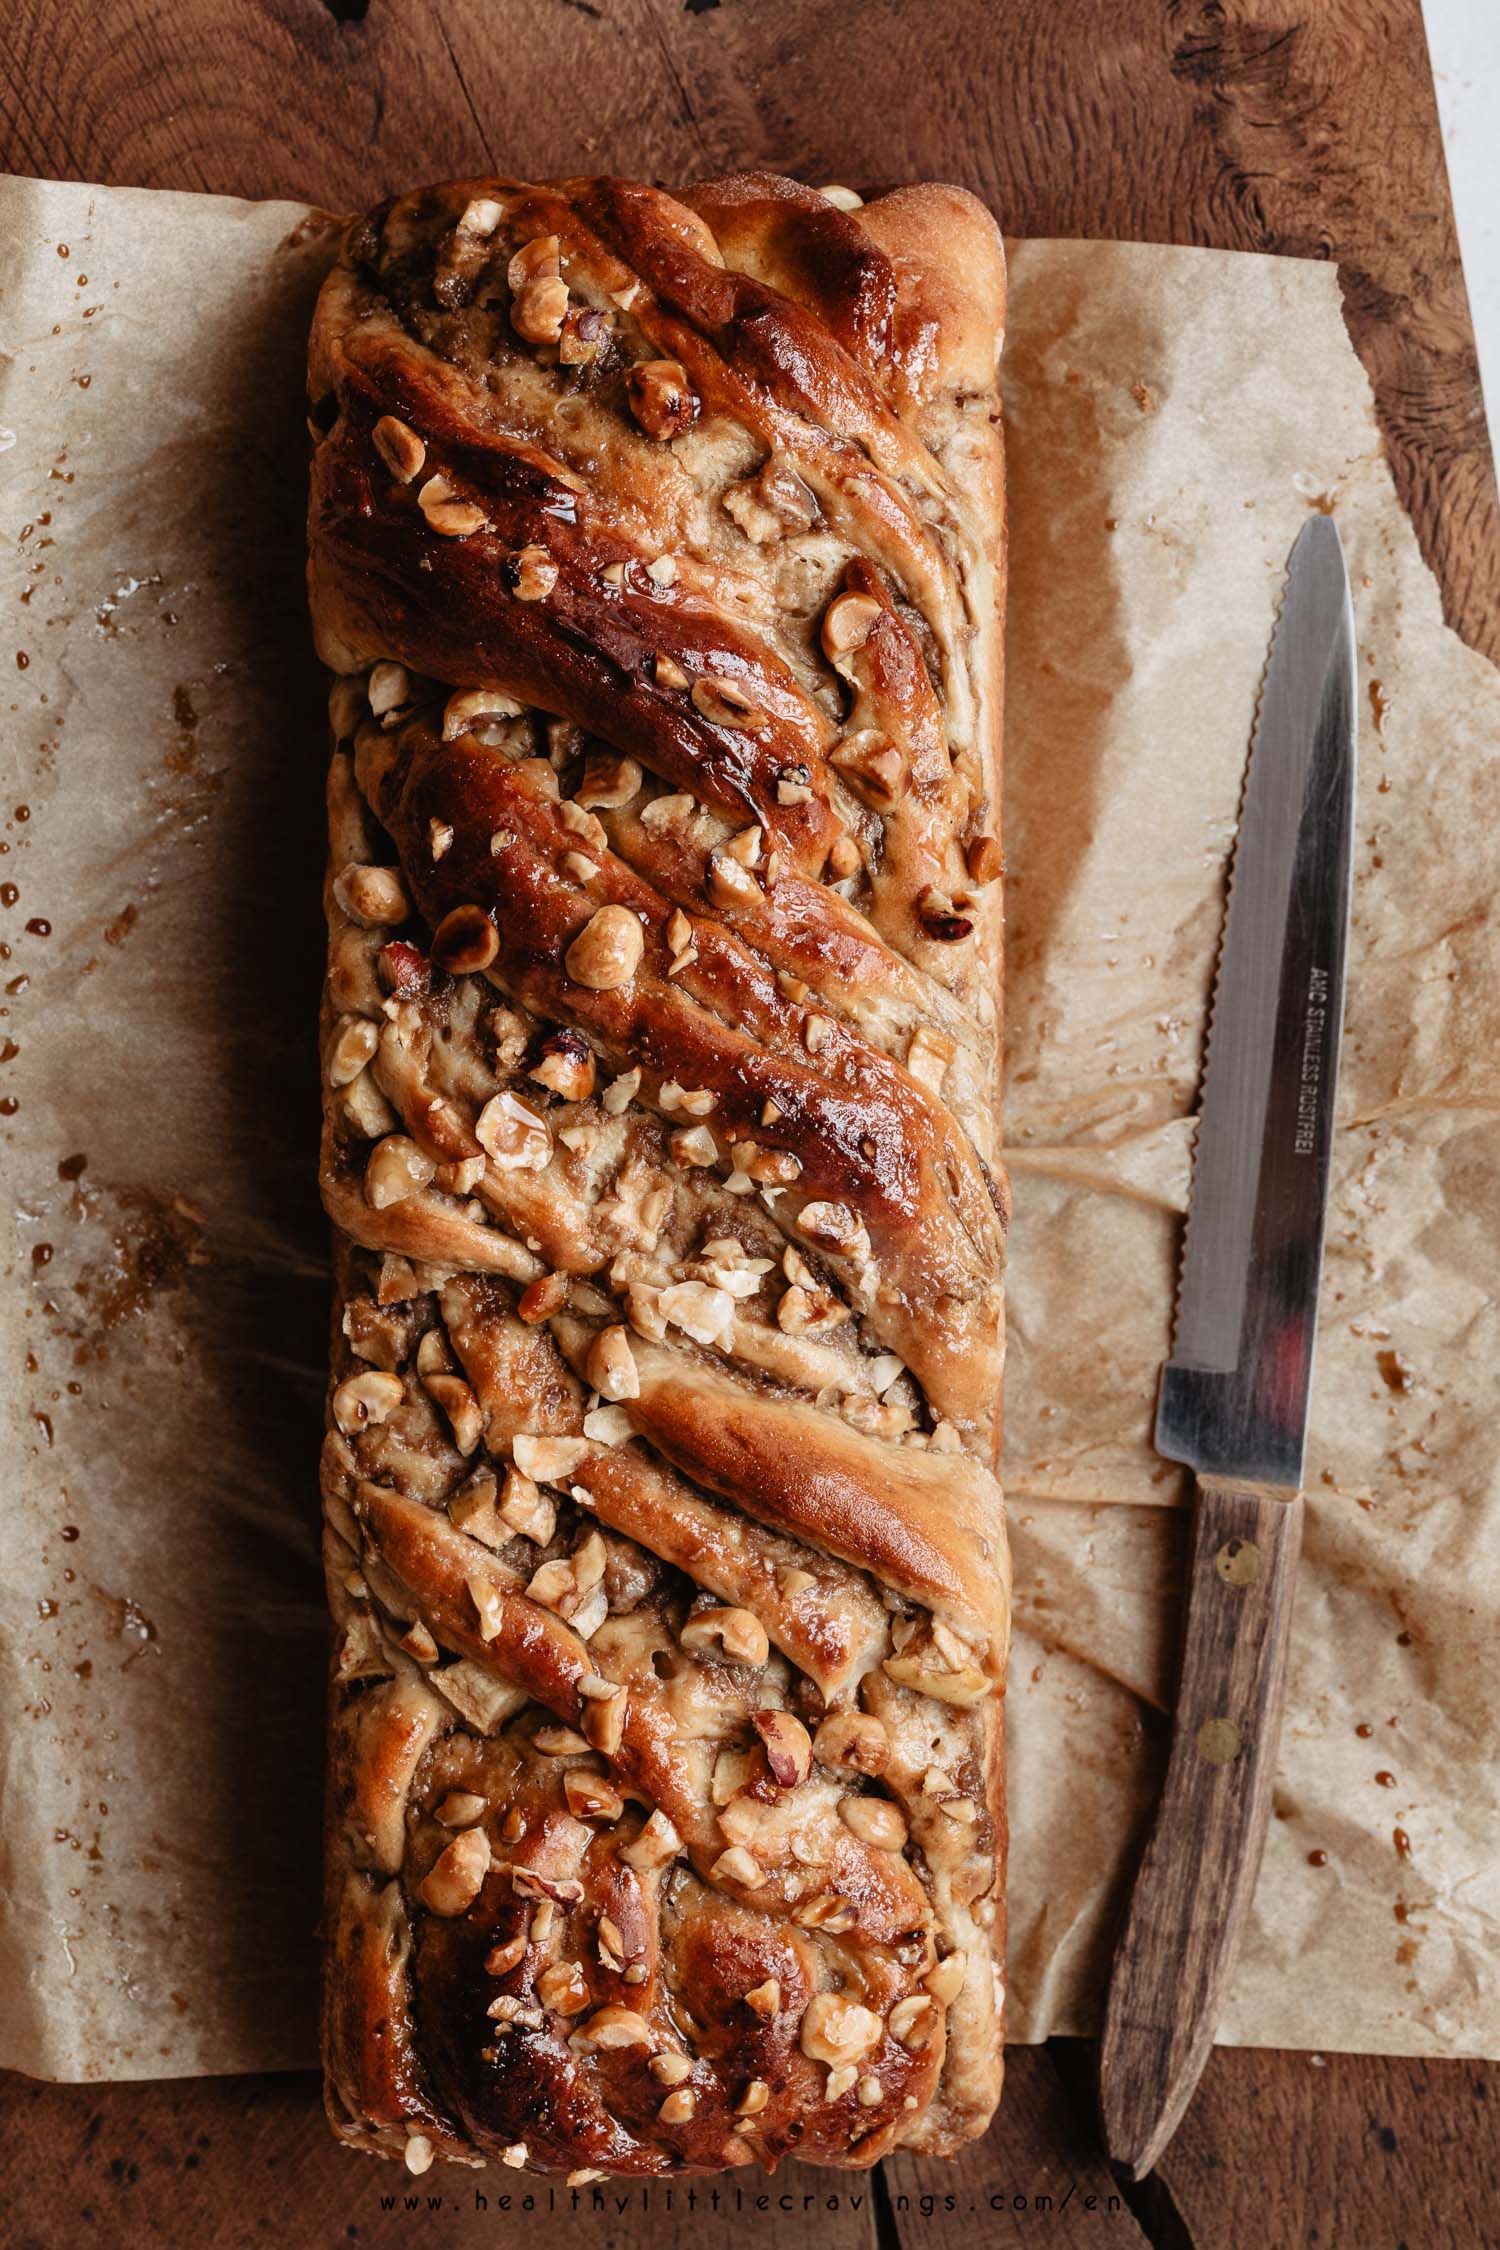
[1098,516,1358,2178]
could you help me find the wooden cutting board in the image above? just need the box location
[0,3,1495,2246]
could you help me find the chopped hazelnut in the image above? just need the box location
[368,660,412,719]
[456,196,505,240]
[404,2133,434,2176]
[466,1570,505,1642]
[334,863,409,927]
[799,1994,881,2067]
[653,651,690,691]
[326,1359,398,1431]
[575,750,643,809]
[537,1961,591,2016]
[517,1272,568,1324]
[626,359,698,442]
[917,886,976,942]
[880,1653,990,1706]
[797,1201,870,1258]
[582,2007,652,2049]
[418,473,488,538]
[508,234,560,290]
[428,1372,484,1455]
[365,1135,437,1209]
[751,1709,812,1790]
[475,1091,552,1170]
[668,1125,718,1173]
[831,729,907,810]
[487,1995,543,2028]
[602,1066,642,1115]
[650,2052,693,2087]
[558,798,607,846]
[710,1844,762,1886]
[925,1951,968,2006]
[566,904,644,990]
[812,1711,889,1776]
[708,849,761,906]
[838,1795,908,1850]
[419,1828,492,1915]
[436,1153,485,1196]
[776,764,813,806]
[443,685,525,741]
[641,790,695,827]
[498,1466,556,1544]
[966,832,1004,884]
[341,1070,398,1141]
[582,1686,628,1755]
[681,1606,770,1666]
[532,1722,590,1755]
[745,1977,781,2020]
[658,1278,735,1345]
[620,1808,680,1871]
[512,274,569,345]
[512,1434,590,1486]
[888,1995,935,2048]
[449,1473,503,1547]
[432,904,500,975]
[436,1790,488,1828]
[559,305,607,364]
[506,543,559,600]
[691,676,764,730]
[821,590,882,661]
[373,416,426,483]
[564,1769,624,1822]
[587,1324,640,1402]
[528,1029,596,1102]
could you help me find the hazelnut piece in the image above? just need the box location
[799,1995,881,2067]
[821,590,882,661]
[432,905,499,975]
[365,1135,437,1209]
[751,1709,812,1790]
[372,415,426,483]
[626,359,698,442]
[331,1369,404,1434]
[419,1828,492,1916]
[566,904,644,989]
[528,1029,596,1102]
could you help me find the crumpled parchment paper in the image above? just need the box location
[0,177,1495,2081]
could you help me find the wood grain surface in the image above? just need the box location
[1101,1484,1306,2179]
[1,0,1495,667]
[0,3,1496,2248]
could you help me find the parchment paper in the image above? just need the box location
[1,177,1496,2082]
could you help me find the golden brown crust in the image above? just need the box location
[310,171,1007,2179]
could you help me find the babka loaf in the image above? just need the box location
[308,168,1009,2177]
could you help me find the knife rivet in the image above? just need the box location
[1214,1539,1262,1588]
[1195,1717,1242,1766]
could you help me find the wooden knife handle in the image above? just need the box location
[1099,1476,1304,2179]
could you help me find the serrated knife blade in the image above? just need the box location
[1157,512,1357,1485]
[1100,516,1357,2180]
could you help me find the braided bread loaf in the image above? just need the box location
[309,170,1009,2178]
